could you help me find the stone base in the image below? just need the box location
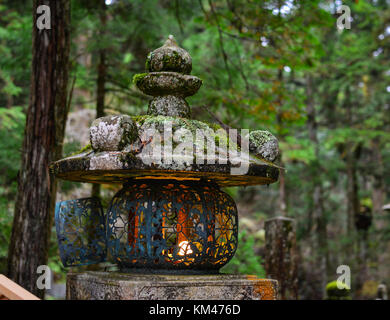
[66,272,278,300]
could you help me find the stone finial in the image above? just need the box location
[146,35,192,74]
[133,35,202,118]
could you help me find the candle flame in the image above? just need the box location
[178,241,193,256]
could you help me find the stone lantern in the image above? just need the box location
[51,36,280,300]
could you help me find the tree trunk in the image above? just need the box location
[91,0,107,199]
[344,85,360,237]
[7,0,70,298]
[371,137,384,225]
[306,74,328,299]
[274,3,288,216]
[276,69,288,216]
[346,143,360,236]
[370,137,385,290]
[278,162,287,216]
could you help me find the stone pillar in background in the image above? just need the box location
[265,217,298,300]
[377,284,388,300]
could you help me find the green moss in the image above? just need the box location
[69,143,92,157]
[215,135,220,147]
[326,281,351,300]
[153,50,182,72]
[203,121,222,132]
[142,115,207,136]
[146,50,182,72]
[132,73,148,85]
[129,115,239,155]
[129,116,279,164]
[131,115,152,125]
[119,120,139,148]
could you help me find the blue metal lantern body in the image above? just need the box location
[55,197,106,267]
[55,179,238,274]
[106,180,238,273]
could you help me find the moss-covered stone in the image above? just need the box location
[146,35,192,74]
[90,115,139,152]
[134,115,235,150]
[248,130,279,162]
[132,73,148,86]
[136,72,202,97]
[69,115,279,176]
[326,281,351,300]
[148,95,190,118]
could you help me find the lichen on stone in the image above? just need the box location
[248,130,279,162]
[146,35,192,74]
[131,115,241,169]
[136,115,223,139]
[148,95,190,118]
[84,114,277,171]
[90,115,139,152]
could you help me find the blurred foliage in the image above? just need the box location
[0,107,25,272]
[221,231,266,277]
[360,280,380,300]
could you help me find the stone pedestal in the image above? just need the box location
[66,272,278,300]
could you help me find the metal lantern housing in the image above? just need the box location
[107,179,238,273]
[55,197,106,267]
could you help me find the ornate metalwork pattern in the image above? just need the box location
[55,197,106,267]
[106,179,238,273]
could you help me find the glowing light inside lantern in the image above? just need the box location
[178,241,193,256]
[105,180,238,271]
